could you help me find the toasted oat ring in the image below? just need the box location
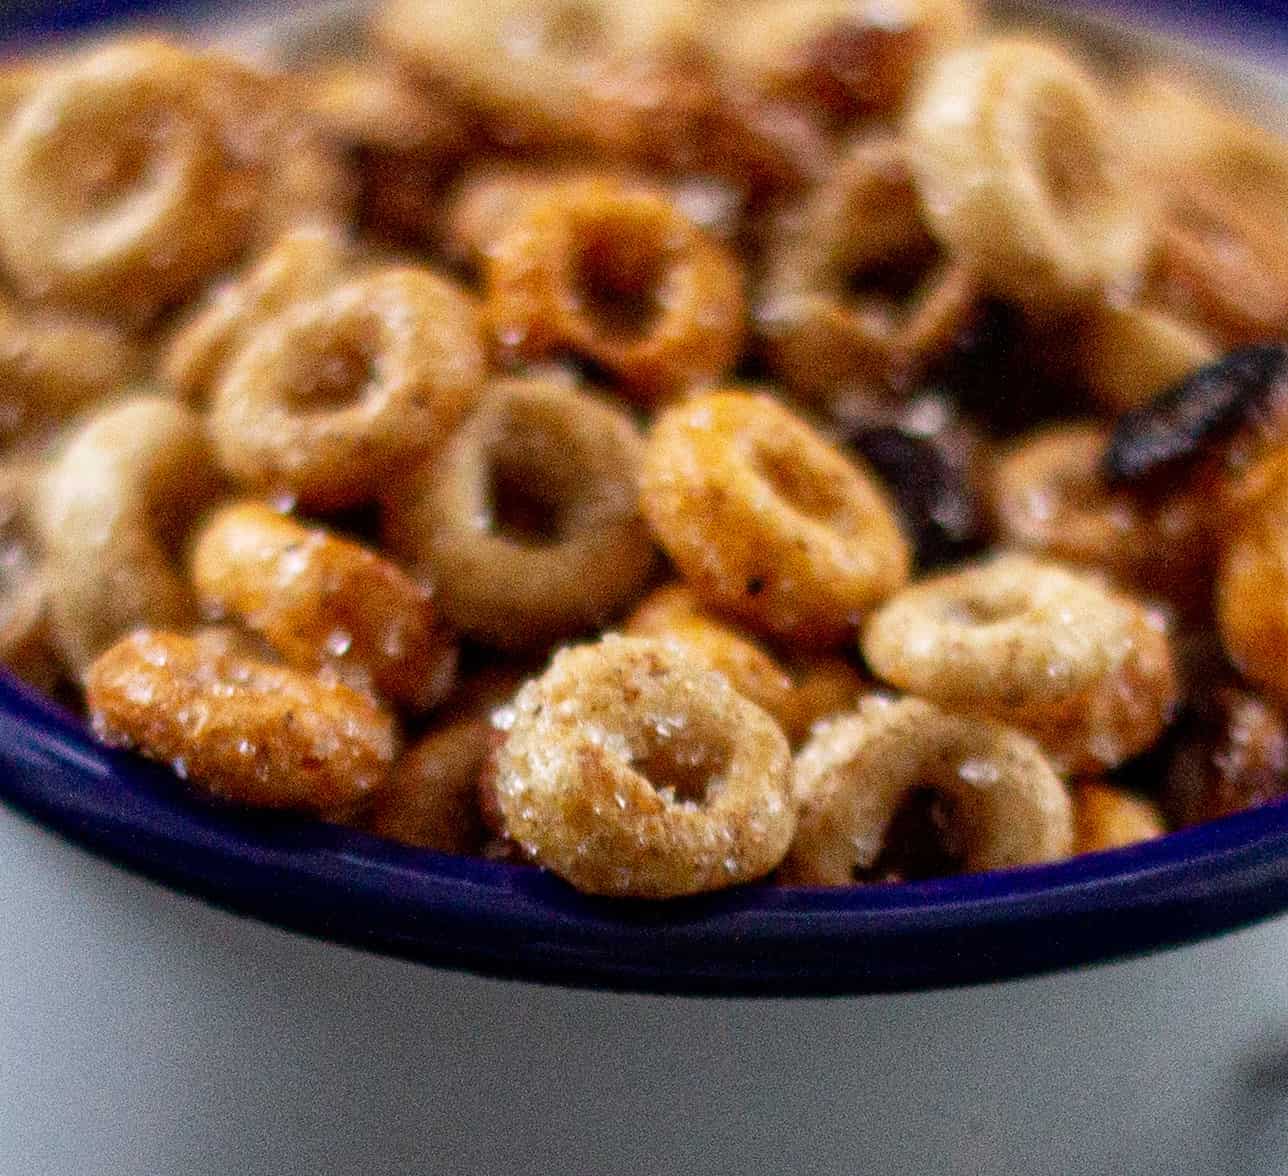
[34,396,226,673]
[757,134,978,405]
[210,266,484,510]
[641,390,911,646]
[782,655,866,744]
[0,460,58,693]
[905,38,1149,306]
[162,225,349,409]
[780,695,1072,885]
[484,176,745,403]
[190,502,456,712]
[385,377,654,651]
[489,634,794,897]
[624,584,796,733]
[1071,780,1166,855]
[85,628,398,813]
[0,39,248,323]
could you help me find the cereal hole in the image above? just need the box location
[631,727,731,807]
[487,459,564,545]
[570,220,666,342]
[853,785,968,882]
[1032,88,1102,221]
[944,590,1027,627]
[285,329,380,414]
[752,442,846,524]
[842,240,943,312]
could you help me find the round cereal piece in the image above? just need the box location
[189,501,456,712]
[0,38,251,324]
[490,634,794,898]
[162,225,349,408]
[780,695,1072,885]
[782,654,866,744]
[1071,780,1166,855]
[484,176,745,404]
[385,377,654,651]
[757,134,978,405]
[0,460,59,693]
[640,390,911,646]
[371,716,491,853]
[374,0,704,147]
[85,628,398,813]
[624,584,795,731]
[34,396,226,673]
[210,266,484,510]
[905,37,1150,307]
[712,0,978,124]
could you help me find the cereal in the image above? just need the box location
[1070,780,1166,854]
[782,654,866,744]
[386,377,654,650]
[85,628,398,812]
[781,695,1072,885]
[488,635,794,897]
[641,390,911,645]
[210,266,485,510]
[190,502,457,711]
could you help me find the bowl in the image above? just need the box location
[2,0,1288,996]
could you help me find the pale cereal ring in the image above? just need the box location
[489,634,794,898]
[85,628,398,813]
[640,390,911,646]
[210,266,485,510]
[1071,780,1166,855]
[0,39,250,324]
[712,0,978,124]
[34,396,226,673]
[905,38,1150,306]
[161,225,349,408]
[189,501,457,712]
[780,695,1072,885]
[385,377,654,651]
[624,583,796,733]
[484,176,745,404]
[371,716,491,853]
[757,134,978,405]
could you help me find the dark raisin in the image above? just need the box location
[1102,343,1288,487]
[851,786,967,883]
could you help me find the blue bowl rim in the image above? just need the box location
[2,0,1288,994]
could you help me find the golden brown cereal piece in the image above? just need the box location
[990,423,1212,604]
[0,460,58,693]
[85,628,398,813]
[782,654,866,744]
[190,502,456,712]
[484,176,745,404]
[905,38,1151,307]
[0,39,252,324]
[757,134,978,406]
[489,634,794,898]
[780,695,1072,885]
[210,266,484,510]
[162,225,349,408]
[624,584,796,732]
[385,377,654,651]
[862,554,1177,771]
[371,716,490,852]
[712,0,978,126]
[640,390,911,646]
[1071,780,1166,855]
[34,396,226,673]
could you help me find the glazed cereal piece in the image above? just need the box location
[34,396,226,673]
[385,377,654,651]
[162,225,349,408]
[905,38,1150,307]
[210,266,484,510]
[640,390,911,646]
[990,423,1212,605]
[489,635,794,898]
[861,554,1178,771]
[712,0,978,126]
[1071,780,1166,855]
[85,628,398,813]
[780,695,1072,885]
[371,716,491,852]
[0,39,252,324]
[190,502,456,712]
[484,176,745,404]
[624,584,796,733]
[1164,684,1288,827]
[757,134,978,406]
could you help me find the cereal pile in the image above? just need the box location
[1,0,1286,898]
